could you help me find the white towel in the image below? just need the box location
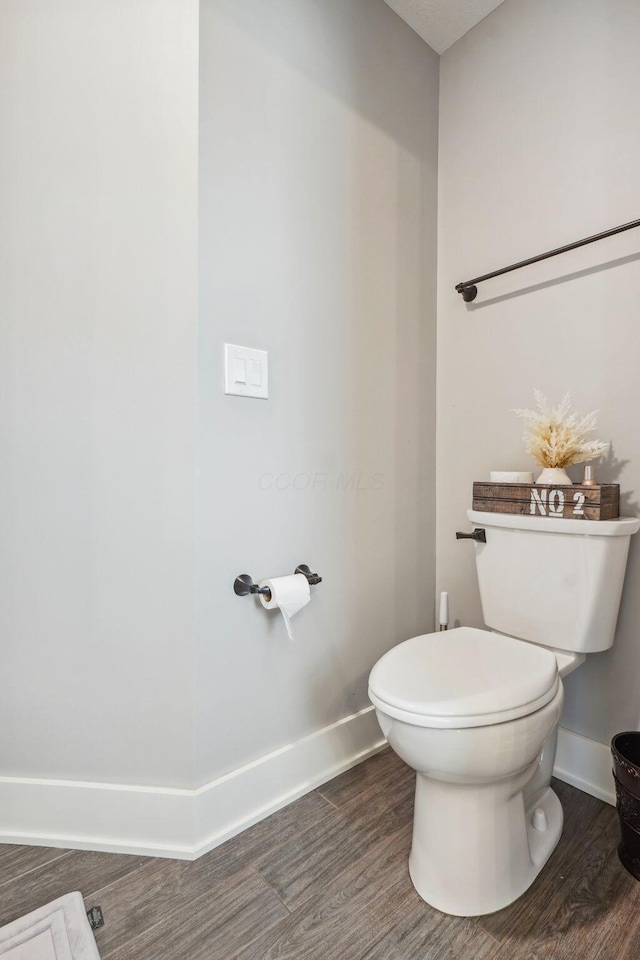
[0,892,100,960]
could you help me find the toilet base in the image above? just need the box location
[408,774,563,917]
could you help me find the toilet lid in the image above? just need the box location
[368,626,559,728]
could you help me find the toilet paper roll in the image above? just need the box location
[259,574,311,641]
[489,471,534,483]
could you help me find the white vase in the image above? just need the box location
[535,467,573,486]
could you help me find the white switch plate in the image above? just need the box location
[224,343,269,399]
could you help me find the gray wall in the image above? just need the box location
[0,0,199,786]
[197,0,439,784]
[437,0,640,744]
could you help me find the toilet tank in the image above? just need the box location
[468,510,640,653]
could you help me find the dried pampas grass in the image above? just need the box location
[513,391,608,469]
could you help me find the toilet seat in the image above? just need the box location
[368,626,559,729]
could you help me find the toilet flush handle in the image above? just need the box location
[455,528,486,543]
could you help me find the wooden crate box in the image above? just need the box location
[472,482,620,521]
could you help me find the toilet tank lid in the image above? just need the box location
[468,510,640,537]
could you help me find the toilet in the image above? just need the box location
[368,508,640,917]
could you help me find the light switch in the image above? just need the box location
[234,357,247,383]
[248,360,262,387]
[224,344,269,399]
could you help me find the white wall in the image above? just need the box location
[197,0,439,785]
[0,0,199,788]
[437,0,640,748]
[0,0,438,856]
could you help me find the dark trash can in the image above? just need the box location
[612,732,640,880]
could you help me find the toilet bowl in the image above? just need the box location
[369,511,640,917]
[369,627,565,916]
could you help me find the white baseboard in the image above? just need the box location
[553,725,615,806]
[0,716,612,860]
[0,706,385,859]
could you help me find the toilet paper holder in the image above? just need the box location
[234,564,322,598]
[233,575,272,598]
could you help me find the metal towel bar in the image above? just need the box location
[456,217,640,302]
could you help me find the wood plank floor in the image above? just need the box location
[1,749,639,959]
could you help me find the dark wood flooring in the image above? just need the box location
[1,749,639,959]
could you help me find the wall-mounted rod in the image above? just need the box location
[456,217,640,302]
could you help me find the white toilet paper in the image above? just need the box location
[259,574,311,641]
